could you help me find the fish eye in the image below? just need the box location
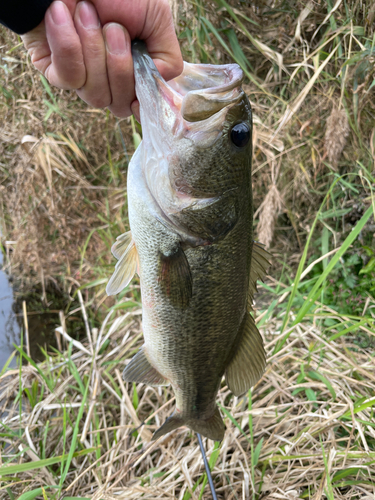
[230,122,251,148]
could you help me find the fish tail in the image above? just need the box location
[152,406,225,442]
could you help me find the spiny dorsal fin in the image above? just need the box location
[225,313,266,397]
[106,234,139,296]
[123,346,168,386]
[111,230,133,260]
[248,241,271,306]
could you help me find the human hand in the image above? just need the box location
[21,0,183,117]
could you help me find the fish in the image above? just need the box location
[106,40,270,441]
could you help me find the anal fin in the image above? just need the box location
[123,346,168,386]
[225,313,266,397]
[158,246,192,308]
[106,232,139,296]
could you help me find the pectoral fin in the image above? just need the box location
[123,346,168,386]
[106,234,139,296]
[158,247,192,308]
[111,230,133,260]
[225,313,266,397]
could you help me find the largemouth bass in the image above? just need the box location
[107,41,270,441]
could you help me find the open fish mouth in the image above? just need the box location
[130,40,252,246]
[131,40,245,136]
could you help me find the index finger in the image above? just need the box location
[141,0,183,81]
[92,0,183,82]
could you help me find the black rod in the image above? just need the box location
[197,433,218,500]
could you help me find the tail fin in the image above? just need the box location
[152,406,225,441]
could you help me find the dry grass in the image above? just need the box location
[1,302,375,499]
[0,28,134,294]
[324,107,350,168]
[255,184,283,249]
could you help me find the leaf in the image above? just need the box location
[0,448,98,476]
[59,378,92,485]
[253,437,264,467]
[305,388,317,401]
[344,274,356,289]
[308,370,336,400]
[340,397,375,420]
[332,467,361,483]
[6,488,15,500]
[359,257,375,275]
[132,382,139,410]
[17,489,46,500]
[219,405,250,444]
[318,207,352,219]
[291,204,374,328]
[131,116,142,148]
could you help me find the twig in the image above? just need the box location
[77,289,93,353]
[22,300,30,359]
[197,433,218,500]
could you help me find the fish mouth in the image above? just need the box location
[131,40,244,132]
[130,41,247,246]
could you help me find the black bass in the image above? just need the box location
[107,41,270,441]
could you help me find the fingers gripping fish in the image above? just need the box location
[107,41,270,441]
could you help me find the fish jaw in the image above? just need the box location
[132,40,184,152]
[132,41,252,242]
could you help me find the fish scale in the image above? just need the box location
[107,41,271,441]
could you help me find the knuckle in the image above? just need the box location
[76,89,110,109]
[84,42,105,60]
[57,40,82,59]
[89,96,111,109]
[45,66,84,90]
[108,104,131,118]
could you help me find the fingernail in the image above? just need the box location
[50,1,70,26]
[79,1,100,29]
[105,23,127,55]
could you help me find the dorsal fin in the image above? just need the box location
[248,241,271,308]
[225,313,266,396]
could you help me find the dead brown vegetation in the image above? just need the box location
[1,304,375,499]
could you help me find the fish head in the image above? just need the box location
[132,41,252,241]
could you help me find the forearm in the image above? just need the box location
[0,0,53,34]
